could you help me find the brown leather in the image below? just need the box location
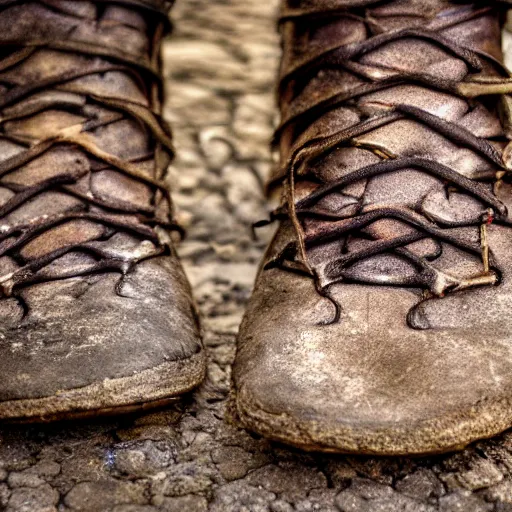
[232,0,512,454]
[0,0,205,421]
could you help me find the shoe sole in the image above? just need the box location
[231,388,511,455]
[0,351,205,423]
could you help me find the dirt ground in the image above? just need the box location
[2,1,512,510]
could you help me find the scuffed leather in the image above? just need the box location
[0,0,202,403]
[233,0,512,453]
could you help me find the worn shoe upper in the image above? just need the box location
[232,0,512,454]
[0,0,204,420]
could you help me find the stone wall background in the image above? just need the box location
[2,1,512,511]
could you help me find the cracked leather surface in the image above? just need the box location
[232,0,512,454]
[0,0,203,407]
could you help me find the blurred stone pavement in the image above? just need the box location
[3,1,512,511]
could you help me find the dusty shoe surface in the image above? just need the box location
[0,0,204,421]
[232,0,512,454]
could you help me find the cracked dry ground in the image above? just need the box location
[5,1,512,511]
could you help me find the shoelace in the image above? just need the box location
[264,1,512,322]
[0,0,179,296]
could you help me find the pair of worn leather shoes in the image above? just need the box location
[2,0,512,456]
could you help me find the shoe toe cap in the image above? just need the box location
[0,255,204,418]
[233,269,512,454]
